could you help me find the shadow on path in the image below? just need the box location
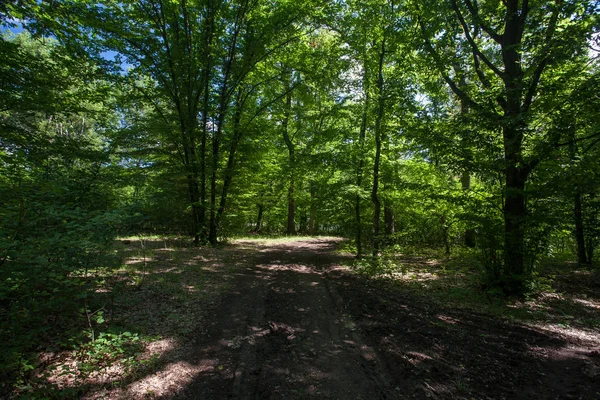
[104,239,599,400]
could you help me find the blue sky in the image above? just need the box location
[1,18,130,70]
[1,17,25,34]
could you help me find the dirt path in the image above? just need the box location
[116,238,599,400]
[172,239,392,399]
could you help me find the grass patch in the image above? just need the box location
[347,247,600,331]
[9,236,253,398]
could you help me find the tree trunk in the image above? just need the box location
[199,70,211,243]
[207,17,240,246]
[179,116,201,245]
[287,181,296,235]
[208,97,227,245]
[187,174,202,245]
[214,90,244,234]
[461,170,476,247]
[574,192,587,264]
[371,38,386,257]
[503,162,527,292]
[255,203,264,232]
[308,182,316,235]
[500,1,529,294]
[384,205,394,235]
[281,73,295,236]
[586,236,594,265]
[441,216,450,256]
[355,56,369,258]
[197,4,214,244]
[299,207,308,234]
[456,71,475,248]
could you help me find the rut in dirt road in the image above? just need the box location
[174,239,393,400]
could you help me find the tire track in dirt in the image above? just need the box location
[175,239,392,399]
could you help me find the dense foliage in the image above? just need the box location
[1,0,599,394]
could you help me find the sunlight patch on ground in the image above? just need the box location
[387,271,441,282]
[124,257,153,265]
[436,314,459,325]
[234,236,343,246]
[572,297,600,310]
[123,360,206,399]
[528,322,600,346]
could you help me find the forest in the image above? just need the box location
[1,0,599,398]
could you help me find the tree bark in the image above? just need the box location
[502,161,528,291]
[586,236,594,265]
[198,1,215,244]
[500,0,530,293]
[309,181,316,235]
[456,71,475,248]
[281,74,295,235]
[199,62,212,243]
[371,38,386,257]
[255,203,264,232]
[574,192,587,264]
[355,56,369,258]
[286,181,296,235]
[208,22,239,245]
[461,170,476,247]
[214,89,244,235]
[384,205,394,235]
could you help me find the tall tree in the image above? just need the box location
[415,0,599,293]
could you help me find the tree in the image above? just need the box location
[415,0,599,293]
[0,32,121,385]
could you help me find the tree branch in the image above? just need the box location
[417,16,500,120]
[451,0,506,80]
[556,131,600,147]
[463,0,503,43]
[522,2,560,112]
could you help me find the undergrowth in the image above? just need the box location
[347,244,600,330]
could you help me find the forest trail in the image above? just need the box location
[173,238,393,399]
[110,238,599,400]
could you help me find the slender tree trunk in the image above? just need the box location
[456,72,475,248]
[199,5,214,243]
[355,58,369,258]
[187,173,202,245]
[255,203,264,232]
[179,117,202,245]
[199,68,211,243]
[574,192,587,264]
[371,38,386,257]
[206,9,243,245]
[309,181,316,235]
[440,215,451,255]
[461,170,476,247]
[568,128,588,265]
[384,205,394,235]
[208,106,225,245]
[586,236,594,265]
[214,90,244,232]
[208,37,237,245]
[281,75,295,235]
[287,182,296,235]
